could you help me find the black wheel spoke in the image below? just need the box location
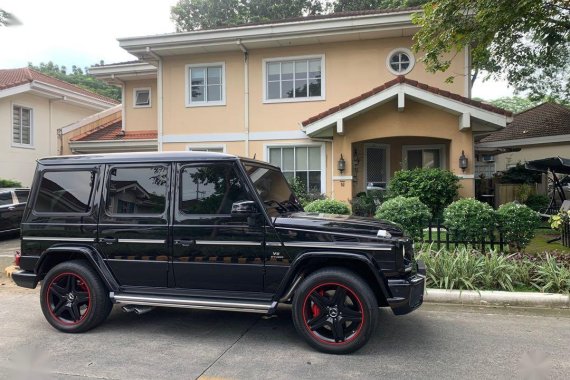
[75,291,89,304]
[70,303,81,322]
[341,307,362,323]
[50,284,67,298]
[332,286,346,307]
[307,314,328,331]
[331,319,345,342]
[65,275,73,292]
[309,292,328,310]
[52,299,67,317]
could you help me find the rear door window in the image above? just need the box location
[34,171,96,214]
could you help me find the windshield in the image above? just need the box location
[243,163,303,216]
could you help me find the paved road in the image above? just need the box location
[1,284,569,380]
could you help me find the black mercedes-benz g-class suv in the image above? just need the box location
[13,152,425,354]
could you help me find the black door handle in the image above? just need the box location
[101,237,117,245]
[174,239,195,247]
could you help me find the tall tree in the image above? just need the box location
[29,62,121,101]
[333,0,427,12]
[0,9,7,26]
[413,0,570,102]
[171,0,323,31]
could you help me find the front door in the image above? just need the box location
[98,164,171,288]
[364,144,390,191]
[172,162,265,292]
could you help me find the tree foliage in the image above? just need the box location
[333,0,427,12]
[28,61,121,101]
[413,0,570,102]
[0,9,8,26]
[486,96,542,114]
[171,0,323,31]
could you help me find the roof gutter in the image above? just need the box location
[146,47,163,152]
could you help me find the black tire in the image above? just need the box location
[40,260,112,333]
[292,267,378,354]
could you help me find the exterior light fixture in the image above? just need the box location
[338,154,346,174]
[459,150,468,172]
[353,149,360,168]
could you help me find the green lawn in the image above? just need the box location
[526,227,570,254]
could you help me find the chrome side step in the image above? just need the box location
[110,292,276,314]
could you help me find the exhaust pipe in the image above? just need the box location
[121,305,155,315]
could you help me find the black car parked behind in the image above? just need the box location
[0,188,29,236]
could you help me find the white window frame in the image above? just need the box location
[386,48,415,76]
[402,144,447,170]
[186,144,227,153]
[264,142,326,193]
[364,143,391,191]
[11,103,34,149]
[133,87,151,108]
[262,54,325,104]
[185,62,226,107]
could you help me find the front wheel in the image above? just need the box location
[291,267,378,354]
[40,260,112,333]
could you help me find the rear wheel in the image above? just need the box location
[292,267,378,354]
[40,260,112,333]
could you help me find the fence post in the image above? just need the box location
[428,219,433,243]
[481,228,487,253]
[436,219,441,250]
[499,231,505,252]
[490,230,495,251]
[446,228,450,250]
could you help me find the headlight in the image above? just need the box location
[377,229,392,238]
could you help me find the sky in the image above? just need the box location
[0,0,513,100]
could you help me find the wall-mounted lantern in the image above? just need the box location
[353,149,360,168]
[338,154,346,174]
[459,150,468,172]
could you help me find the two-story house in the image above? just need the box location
[90,8,512,201]
[0,67,118,186]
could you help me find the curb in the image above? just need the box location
[424,288,570,309]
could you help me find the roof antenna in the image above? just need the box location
[253,153,256,159]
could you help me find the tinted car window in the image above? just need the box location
[180,164,250,215]
[15,190,29,203]
[35,171,95,213]
[106,166,168,215]
[0,191,12,206]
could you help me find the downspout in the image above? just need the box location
[309,136,334,200]
[237,40,250,157]
[111,74,126,131]
[147,47,163,152]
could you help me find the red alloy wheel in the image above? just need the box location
[302,282,364,345]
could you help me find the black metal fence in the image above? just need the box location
[422,219,506,252]
[562,221,570,248]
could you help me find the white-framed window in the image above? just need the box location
[402,145,446,169]
[12,105,33,147]
[386,48,415,75]
[187,144,226,153]
[133,88,151,108]
[364,144,390,191]
[263,55,325,103]
[266,144,326,193]
[186,62,226,107]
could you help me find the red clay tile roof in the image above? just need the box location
[70,121,157,142]
[480,102,570,143]
[0,67,118,104]
[301,76,512,127]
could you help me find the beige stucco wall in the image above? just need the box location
[0,93,95,186]
[331,100,474,202]
[494,143,570,171]
[124,79,158,132]
[160,37,466,142]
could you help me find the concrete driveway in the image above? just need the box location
[0,285,569,380]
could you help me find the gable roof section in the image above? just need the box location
[478,103,570,148]
[70,122,157,142]
[302,76,512,136]
[0,68,118,109]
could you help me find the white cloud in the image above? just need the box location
[0,0,178,69]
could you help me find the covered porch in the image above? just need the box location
[301,76,512,202]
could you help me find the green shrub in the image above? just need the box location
[304,199,350,215]
[496,202,540,252]
[375,196,431,240]
[289,177,325,207]
[0,178,22,187]
[480,251,516,291]
[388,168,460,218]
[524,194,550,212]
[417,247,484,290]
[443,198,495,242]
[350,192,377,217]
[531,254,570,294]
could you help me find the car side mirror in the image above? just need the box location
[231,200,259,216]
